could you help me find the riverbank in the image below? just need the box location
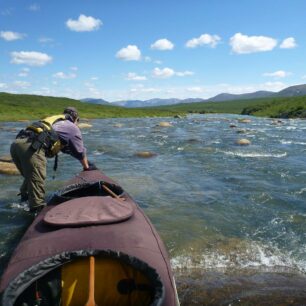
[1,92,306,121]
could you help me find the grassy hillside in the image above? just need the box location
[0,92,184,121]
[241,96,306,118]
[1,92,306,121]
[150,95,306,118]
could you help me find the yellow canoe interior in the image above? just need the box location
[14,256,155,306]
[62,257,152,306]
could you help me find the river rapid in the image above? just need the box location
[1,114,306,305]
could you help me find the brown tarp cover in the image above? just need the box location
[44,196,135,226]
[0,170,178,306]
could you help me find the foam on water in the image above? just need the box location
[171,241,306,274]
[219,150,287,158]
[10,202,29,211]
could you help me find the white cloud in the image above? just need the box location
[0,31,25,41]
[152,67,175,78]
[0,83,7,89]
[230,33,277,54]
[116,45,141,61]
[53,72,77,79]
[152,67,193,78]
[126,72,147,81]
[186,34,221,48]
[187,87,203,93]
[280,37,297,49]
[29,4,40,11]
[302,75,306,80]
[66,14,102,32]
[176,71,194,77]
[91,76,99,81]
[10,51,52,66]
[70,66,78,71]
[263,70,290,78]
[151,38,174,50]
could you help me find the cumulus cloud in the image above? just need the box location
[186,34,221,48]
[263,70,290,78]
[116,45,141,61]
[230,33,277,54]
[151,38,174,50]
[280,37,297,49]
[10,51,52,66]
[53,72,77,79]
[126,72,147,81]
[152,67,175,78]
[66,14,102,32]
[0,31,26,41]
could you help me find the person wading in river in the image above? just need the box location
[10,107,97,213]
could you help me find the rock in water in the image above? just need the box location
[158,122,172,127]
[78,123,93,129]
[236,139,251,146]
[135,151,157,158]
[0,161,19,175]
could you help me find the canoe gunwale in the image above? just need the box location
[2,249,165,306]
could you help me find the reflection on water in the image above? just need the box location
[1,114,306,304]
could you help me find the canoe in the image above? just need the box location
[0,170,180,306]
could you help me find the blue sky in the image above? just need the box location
[1,0,306,102]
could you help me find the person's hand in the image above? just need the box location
[83,161,98,171]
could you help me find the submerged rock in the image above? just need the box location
[236,139,251,145]
[135,151,157,158]
[0,161,19,175]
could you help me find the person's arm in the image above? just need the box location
[80,156,89,170]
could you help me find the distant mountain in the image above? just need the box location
[207,90,274,102]
[81,84,306,108]
[274,84,306,97]
[81,98,110,105]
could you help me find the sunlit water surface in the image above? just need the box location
[1,114,306,305]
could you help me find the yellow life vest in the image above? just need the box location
[27,115,66,157]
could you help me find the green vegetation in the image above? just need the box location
[0,92,306,121]
[150,95,306,118]
[0,92,184,121]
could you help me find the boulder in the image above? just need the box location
[157,122,172,127]
[229,124,237,128]
[238,118,251,123]
[236,139,251,146]
[135,151,157,158]
[113,123,123,128]
[0,161,19,175]
[0,155,13,162]
[78,123,93,129]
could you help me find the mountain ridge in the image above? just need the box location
[81,84,306,107]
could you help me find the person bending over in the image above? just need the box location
[10,107,96,212]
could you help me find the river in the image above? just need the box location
[1,114,306,305]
